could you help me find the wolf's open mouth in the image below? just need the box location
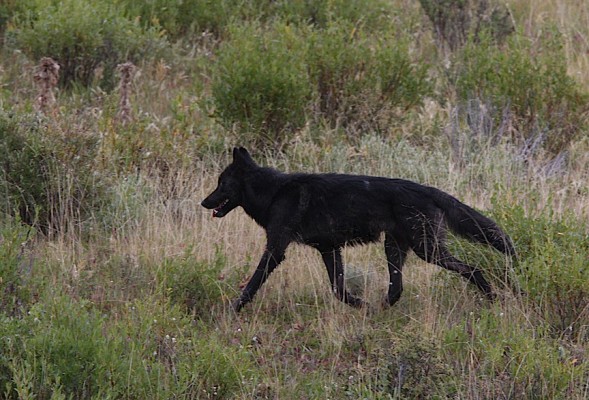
[213,199,229,217]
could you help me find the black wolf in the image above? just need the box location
[202,147,515,312]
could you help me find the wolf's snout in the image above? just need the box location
[201,196,216,209]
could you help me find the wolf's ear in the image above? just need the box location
[232,147,256,168]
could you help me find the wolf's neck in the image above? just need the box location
[241,167,285,228]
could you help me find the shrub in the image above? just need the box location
[444,309,587,398]
[0,111,106,234]
[0,0,21,35]
[116,0,395,38]
[271,0,394,31]
[0,112,49,227]
[491,203,589,337]
[360,334,458,398]
[307,20,431,132]
[212,20,431,143]
[450,31,588,153]
[156,248,231,319]
[0,215,34,315]
[0,313,33,399]
[419,0,514,51]
[7,0,167,89]
[0,297,123,399]
[1,294,257,399]
[119,0,235,38]
[179,331,256,398]
[211,22,311,144]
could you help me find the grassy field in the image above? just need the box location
[1,0,589,398]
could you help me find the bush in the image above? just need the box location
[359,334,458,398]
[450,31,588,153]
[419,0,513,51]
[116,0,395,38]
[492,203,589,337]
[0,0,21,35]
[119,0,239,38]
[7,0,167,89]
[211,20,430,144]
[211,22,312,144]
[0,297,124,399]
[0,215,35,315]
[0,112,49,227]
[271,0,395,31]
[444,309,586,398]
[180,331,256,398]
[307,20,431,132]
[156,248,231,319]
[0,111,106,234]
[1,294,257,399]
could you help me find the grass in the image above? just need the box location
[3,136,588,398]
[1,0,589,398]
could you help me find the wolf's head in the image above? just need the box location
[201,147,257,218]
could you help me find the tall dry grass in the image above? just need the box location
[508,0,589,88]
[42,135,584,398]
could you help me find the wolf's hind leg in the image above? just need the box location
[384,234,409,306]
[413,242,495,301]
[320,249,364,307]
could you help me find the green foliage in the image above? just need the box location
[444,309,586,398]
[0,0,21,34]
[96,115,203,174]
[419,0,513,51]
[267,0,394,31]
[492,203,589,337]
[157,248,232,319]
[116,0,185,36]
[357,334,458,398]
[212,22,312,144]
[113,299,256,398]
[451,31,588,152]
[116,0,394,38]
[0,295,257,399]
[212,20,430,144]
[1,297,120,399]
[117,0,260,38]
[0,111,106,233]
[182,330,256,398]
[307,20,431,132]
[0,216,34,314]
[8,0,167,88]
[0,112,48,227]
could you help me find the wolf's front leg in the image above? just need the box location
[232,248,286,312]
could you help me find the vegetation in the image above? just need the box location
[1,0,589,398]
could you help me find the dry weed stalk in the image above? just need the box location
[117,62,137,125]
[33,57,60,115]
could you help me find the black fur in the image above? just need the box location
[202,147,516,312]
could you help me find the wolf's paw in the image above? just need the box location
[383,291,402,308]
[485,290,497,302]
[344,293,365,308]
[230,298,244,313]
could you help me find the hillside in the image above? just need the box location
[1,1,589,398]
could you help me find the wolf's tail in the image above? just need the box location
[436,192,516,257]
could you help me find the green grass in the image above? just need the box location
[1,0,589,398]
